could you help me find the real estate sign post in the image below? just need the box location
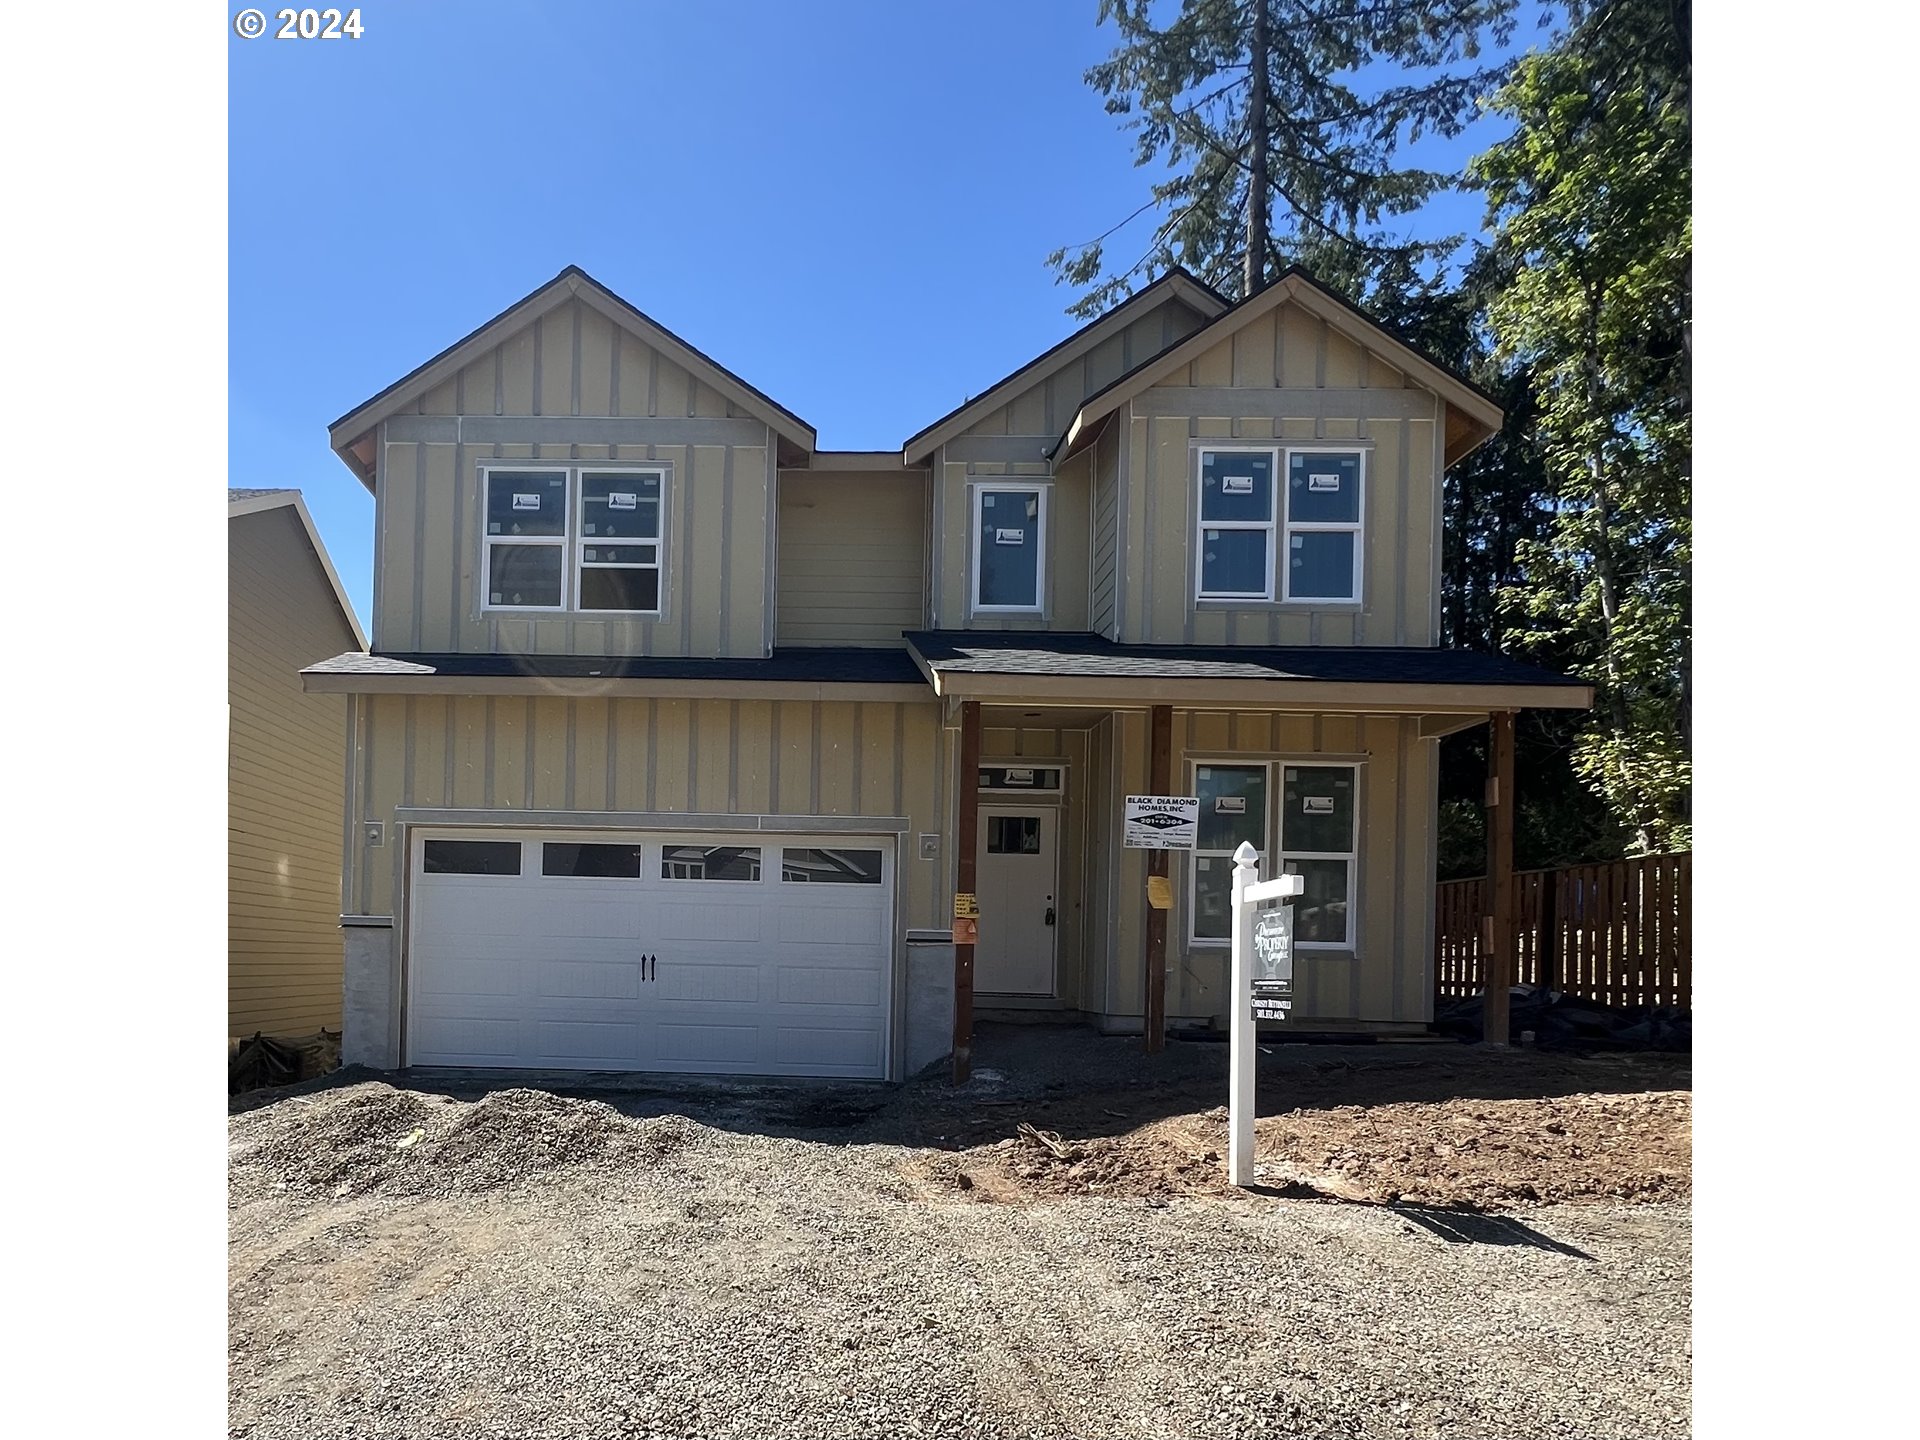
[1228,842,1303,1188]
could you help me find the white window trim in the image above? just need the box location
[1184,756,1363,951]
[1194,446,1280,602]
[478,462,670,617]
[1275,759,1361,951]
[575,463,668,617]
[479,465,572,613]
[969,482,1049,614]
[1279,446,1366,606]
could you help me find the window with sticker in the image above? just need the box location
[972,484,1046,612]
[1195,447,1365,603]
[481,464,667,614]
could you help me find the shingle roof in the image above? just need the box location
[303,648,928,685]
[228,487,296,502]
[904,631,1585,689]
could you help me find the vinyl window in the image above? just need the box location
[1187,759,1360,948]
[481,463,667,614]
[1278,763,1358,947]
[971,484,1047,612]
[1194,447,1366,603]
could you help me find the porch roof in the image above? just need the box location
[903,631,1592,713]
[301,647,930,701]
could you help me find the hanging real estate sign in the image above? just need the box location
[1122,795,1200,850]
[1250,903,1294,1021]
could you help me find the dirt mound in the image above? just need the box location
[230,1082,707,1199]
[910,1087,1691,1212]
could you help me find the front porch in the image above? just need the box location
[903,630,1594,1079]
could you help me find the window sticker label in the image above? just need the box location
[490,592,503,604]
[512,493,541,511]
[609,492,638,510]
[1215,796,1246,814]
[1004,767,1035,785]
[1308,473,1341,491]
[994,528,1025,545]
[1303,796,1335,814]
[1222,474,1255,494]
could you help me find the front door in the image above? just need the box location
[975,808,1057,997]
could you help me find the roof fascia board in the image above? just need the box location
[232,492,369,649]
[901,270,1229,464]
[914,668,1592,711]
[301,672,931,703]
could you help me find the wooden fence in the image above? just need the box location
[1434,852,1691,1010]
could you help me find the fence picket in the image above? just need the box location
[1435,853,1692,1012]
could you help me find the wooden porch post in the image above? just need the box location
[1484,709,1517,1045]
[952,700,981,1083]
[1143,704,1173,1053]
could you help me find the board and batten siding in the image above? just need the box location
[1113,298,1444,648]
[346,695,950,935]
[776,470,927,647]
[1085,709,1438,1029]
[374,297,773,660]
[230,507,361,1036]
[929,295,1210,632]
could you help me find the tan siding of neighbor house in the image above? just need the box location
[346,695,951,937]
[1084,709,1438,1028]
[230,507,360,1036]
[1113,298,1443,648]
[776,470,927,647]
[374,297,773,659]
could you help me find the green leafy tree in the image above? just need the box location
[1474,0,1691,853]
[1049,0,1523,311]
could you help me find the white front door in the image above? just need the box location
[975,807,1057,997]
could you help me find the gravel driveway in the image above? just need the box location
[229,1030,1690,1439]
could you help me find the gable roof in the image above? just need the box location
[1052,267,1505,467]
[327,266,817,489]
[900,267,1229,464]
[229,488,368,650]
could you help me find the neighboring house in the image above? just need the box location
[229,488,367,1038]
[306,265,1589,1081]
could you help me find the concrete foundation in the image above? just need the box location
[341,922,399,1069]
[903,940,955,1078]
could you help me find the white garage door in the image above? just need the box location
[406,829,894,1078]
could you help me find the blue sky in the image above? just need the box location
[231,0,1524,628]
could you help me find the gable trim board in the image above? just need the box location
[229,489,368,649]
[328,266,817,488]
[900,267,1229,464]
[1053,269,1504,467]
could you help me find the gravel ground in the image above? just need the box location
[229,1028,1691,1440]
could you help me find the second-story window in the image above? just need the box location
[481,464,668,615]
[972,484,1047,613]
[1195,446,1366,604]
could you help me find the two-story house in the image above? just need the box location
[305,265,1589,1081]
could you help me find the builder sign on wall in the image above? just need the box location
[1123,795,1199,850]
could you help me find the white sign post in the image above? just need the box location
[1228,841,1303,1188]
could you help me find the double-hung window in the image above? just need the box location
[1278,763,1358,947]
[1194,446,1365,603]
[971,484,1046,613]
[482,464,667,614]
[1188,759,1360,949]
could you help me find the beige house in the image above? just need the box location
[307,265,1588,1080]
[230,489,366,1038]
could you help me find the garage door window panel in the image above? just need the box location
[542,842,646,878]
[661,844,762,881]
[422,839,523,875]
[781,848,885,883]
